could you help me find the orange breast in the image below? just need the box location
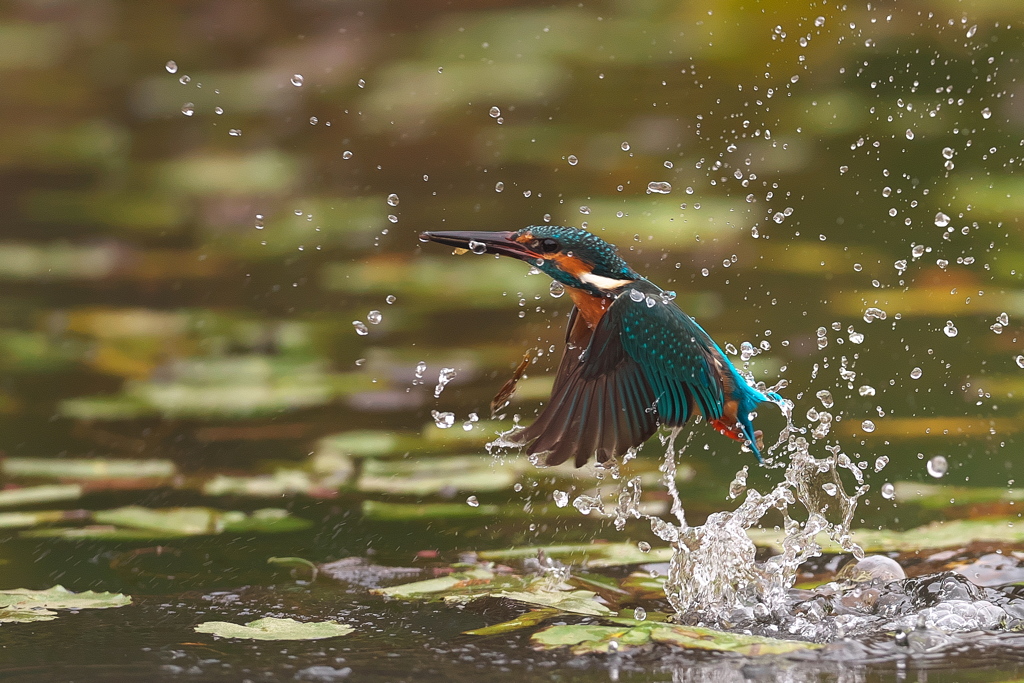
[566,286,611,328]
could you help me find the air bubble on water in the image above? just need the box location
[291,74,304,86]
[859,385,876,396]
[549,281,565,298]
[182,103,195,116]
[943,321,958,337]
[880,483,896,500]
[431,410,455,429]
[567,155,578,166]
[934,212,950,227]
[905,129,915,140]
[874,455,889,471]
[910,367,922,379]
[927,455,948,478]
[647,181,672,194]
[633,607,647,621]
[367,310,382,325]
[553,490,569,507]
[863,307,887,323]
[386,295,397,304]
[468,240,487,255]
[352,321,368,336]
[495,181,504,192]
[228,129,242,136]
[165,60,178,74]
[489,106,501,118]
[387,194,399,206]
[621,141,631,151]
[982,107,992,119]
[434,368,457,398]
[861,420,876,433]
[466,495,479,507]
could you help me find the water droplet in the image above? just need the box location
[981,107,992,119]
[863,307,887,323]
[849,331,865,344]
[910,367,922,379]
[773,212,785,224]
[998,312,1009,325]
[633,607,647,621]
[647,181,672,194]
[466,495,479,507]
[431,410,455,429]
[434,367,457,399]
[494,181,504,192]
[228,129,242,137]
[927,455,948,478]
[357,78,366,88]
[861,420,876,433]
[179,74,191,85]
[579,206,590,214]
[387,215,398,224]
[943,321,958,337]
[905,129,915,140]
[859,385,876,397]
[291,74,304,87]
[342,151,353,159]
[934,212,950,228]
[384,194,399,208]
[386,295,397,304]
[814,16,825,26]
[942,147,955,160]
[549,281,565,298]
[181,103,195,116]
[489,106,501,118]
[816,390,834,409]
[966,24,977,38]
[874,455,889,471]
[215,106,224,115]
[352,321,369,336]
[880,483,896,500]
[309,116,318,125]
[822,482,838,496]
[664,161,674,169]
[621,141,631,151]
[367,310,382,325]
[567,155,578,166]
[638,541,651,553]
[468,240,487,255]
[1015,355,1024,369]
[553,490,569,507]
[165,60,178,74]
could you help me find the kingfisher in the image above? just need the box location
[420,226,780,468]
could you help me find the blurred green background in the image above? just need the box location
[0,0,1022,545]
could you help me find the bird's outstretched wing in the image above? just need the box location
[508,283,728,467]
[506,301,659,467]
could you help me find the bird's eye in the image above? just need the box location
[539,238,559,253]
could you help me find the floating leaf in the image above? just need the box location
[2,457,176,481]
[194,617,353,641]
[463,608,560,636]
[532,620,820,655]
[358,455,519,496]
[0,484,82,508]
[361,500,500,520]
[374,567,502,599]
[479,542,672,567]
[494,589,611,616]
[0,510,75,529]
[0,585,130,623]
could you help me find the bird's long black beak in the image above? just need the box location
[419,230,539,261]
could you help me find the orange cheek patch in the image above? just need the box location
[552,254,589,277]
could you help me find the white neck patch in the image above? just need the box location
[578,271,634,291]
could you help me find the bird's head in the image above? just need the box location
[420,226,640,296]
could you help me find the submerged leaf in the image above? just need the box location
[194,616,353,641]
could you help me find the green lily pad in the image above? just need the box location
[494,589,611,616]
[532,620,821,655]
[194,617,353,641]
[747,518,1024,553]
[20,506,310,539]
[358,455,520,496]
[361,500,501,520]
[463,608,560,636]
[0,585,130,623]
[373,567,533,600]
[1,457,176,480]
[478,542,673,567]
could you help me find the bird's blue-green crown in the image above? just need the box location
[515,226,640,293]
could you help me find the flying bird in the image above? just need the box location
[420,226,780,467]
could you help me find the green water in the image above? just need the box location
[1,0,1023,679]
